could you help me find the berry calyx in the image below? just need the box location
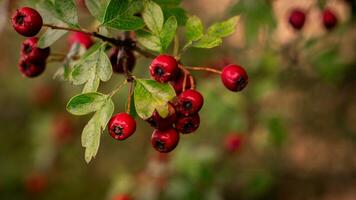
[11,7,43,37]
[170,70,193,95]
[149,55,178,83]
[224,134,243,153]
[21,37,50,63]
[288,9,306,30]
[322,9,338,30]
[18,59,45,78]
[151,128,179,153]
[109,48,136,74]
[108,113,136,140]
[68,31,93,49]
[176,89,204,116]
[175,113,200,134]
[221,64,248,92]
[146,105,176,131]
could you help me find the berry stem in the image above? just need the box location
[109,80,128,97]
[126,82,134,113]
[185,66,222,74]
[178,64,195,90]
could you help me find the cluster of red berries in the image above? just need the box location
[108,55,248,153]
[288,8,338,31]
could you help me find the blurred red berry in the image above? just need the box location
[224,134,243,153]
[112,194,133,200]
[288,9,306,30]
[11,7,43,37]
[322,9,338,30]
[25,172,47,194]
[53,114,74,144]
[68,32,93,49]
[21,37,50,63]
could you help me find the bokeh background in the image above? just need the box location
[1,0,356,199]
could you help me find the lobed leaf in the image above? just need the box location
[142,1,164,35]
[185,16,204,42]
[160,16,178,53]
[66,92,107,115]
[85,0,109,21]
[207,16,239,38]
[136,30,161,52]
[54,0,79,27]
[192,35,222,49]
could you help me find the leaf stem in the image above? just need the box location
[185,66,222,74]
[109,80,128,97]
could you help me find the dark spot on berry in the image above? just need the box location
[183,121,193,132]
[183,101,192,110]
[147,118,157,128]
[154,66,164,76]
[16,14,25,25]
[236,77,247,91]
[155,140,165,151]
[24,44,32,54]
[113,125,124,136]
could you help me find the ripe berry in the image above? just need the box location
[108,113,136,140]
[175,113,200,134]
[149,55,178,83]
[112,194,133,200]
[176,89,204,116]
[224,134,243,153]
[25,172,47,194]
[221,64,248,92]
[151,128,179,153]
[21,37,50,63]
[18,59,45,78]
[170,70,193,95]
[68,31,93,49]
[288,9,306,30]
[11,7,43,37]
[109,48,136,73]
[322,9,338,30]
[146,105,176,131]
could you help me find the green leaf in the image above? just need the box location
[207,16,239,38]
[103,0,129,23]
[85,0,108,21]
[83,75,100,93]
[185,16,204,42]
[136,30,161,52]
[96,48,112,81]
[66,92,107,115]
[134,79,176,119]
[160,16,177,52]
[192,35,222,49]
[142,1,164,35]
[104,15,144,30]
[82,99,114,163]
[54,0,79,27]
[162,6,187,26]
[38,29,67,48]
[153,0,182,6]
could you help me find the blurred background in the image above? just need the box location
[1,0,356,199]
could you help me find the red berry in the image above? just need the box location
[322,9,338,30]
[176,89,204,116]
[108,113,136,140]
[18,58,45,78]
[25,172,47,194]
[109,48,136,73]
[146,105,176,131]
[175,113,200,134]
[151,128,179,153]
[11,7,43,37]
[170,70,194,95]
[221,64,248,92]
[149,55,178,83]
[68,31,93,49]
[224,134,243,153]
[112,194,133,200]
[21,37,50,63]
[288,9,306,30]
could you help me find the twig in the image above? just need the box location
[185,66,222,74]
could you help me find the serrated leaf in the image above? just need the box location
[142,1,164,35]
[104,15,144,30]
[162,6,187,26]
[103,0,129,23]
[134,79,176,119]
[82,99,114,163]
[66,92,107,115]
[85,0,108,21]
[160,16,177,53]
[136,30,161,52]
[38,29,67,48]
[185,15,204,42]
[55,0,79,27]
[192,35,222,49]
[207,16,239,38]
[126,0,144,15]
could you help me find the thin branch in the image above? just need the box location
[109,80,128,97]
[126,82,134,113]
[133,46,156,59]
[185,66,222,74]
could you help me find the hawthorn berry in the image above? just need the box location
[18,59,45,78]
[224,134,243,153]
[108,113,136,140]
[109,48,136,74]
[149,55,178,83]
[146,105,176,131]
[322,9,338,30]
[221,64,248,92]
[68,31,93,49]
[25,172,47,194]
[176,89,204,116]
[11,7,43,37]
[151,128,179,153]
[21,37,50,63]
[112,194,133,200]
[170,70,193,95]
[288,9,306,30]
[175,113,200,134]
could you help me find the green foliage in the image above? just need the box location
[66,92,108,116]
[133,79,176,119]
